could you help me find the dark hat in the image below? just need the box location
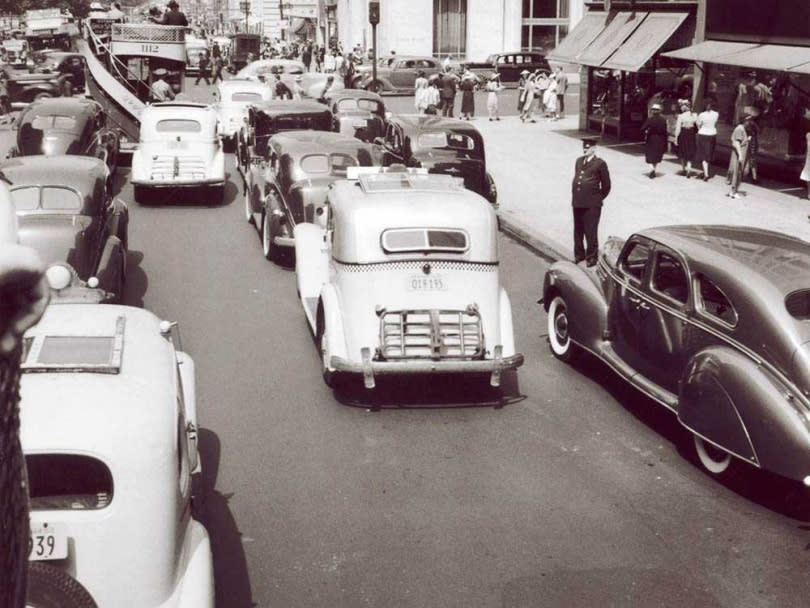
[582,137,598,150]
[167,0,179,7]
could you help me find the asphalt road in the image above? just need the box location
[58,80,810,607]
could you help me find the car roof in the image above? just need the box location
[253,100,331,117]
[389,114,482,136]
[140,102,218,132]
[326,89,384,103]
[24,97,99,117]
[329,173,497,264]
[217,78,266,91]
[20,304,178,458]
[0,155,107,200]
[271,130,373,154]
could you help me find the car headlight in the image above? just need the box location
[45,263,75,291]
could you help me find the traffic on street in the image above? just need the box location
[1,2,810,607]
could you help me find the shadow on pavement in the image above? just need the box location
[333,370,524,410]
[122,250,147,308]
[570,351,810,520]
[197,428,255,608]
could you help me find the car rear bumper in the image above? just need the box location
[330,348,523,389]
[131,178,225,188]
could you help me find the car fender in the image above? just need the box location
[543,261,608,352]
[498,287,516,357]
[176,350,199,473]
[95,235,124,292]
[679,346,810,481]
[212,147,225,180]
[173,520,214,608]
[320,283,348,364]
[294,223,329,302]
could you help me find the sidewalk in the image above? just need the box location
[479,114,810,261]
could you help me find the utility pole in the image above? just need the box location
[240,0,250,32]
[369,1,379,90]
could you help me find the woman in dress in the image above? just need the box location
[640,103,668,178]
[517,69,530,113]
[485,73,504,121]
[520,73,537,122]
[695,99,719,181]
[459,71,476,120]
[414,70,429,114]
[674,99,698,178]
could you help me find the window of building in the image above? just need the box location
[433,0,466,59]
[522,0,569,52]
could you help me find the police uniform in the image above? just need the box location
[572,138,611,265]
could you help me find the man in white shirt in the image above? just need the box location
[150,68,175,102]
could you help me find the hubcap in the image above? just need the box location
[554,309,569,343]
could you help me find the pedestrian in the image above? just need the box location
[302,43,312,72]
[414,70,429,113]
[744,117,760,183]
[544,75,558,120]
[210,53,224,83]
[519,73,538,122]
[439,71,457,118]
[316,45,325,71]
[640,103,668,178]
[535,71,549,116]
[726,114,752,199]
[324,50,336,73]
[344,55,355,89]
[801,131,810,201]
[674,99,698,177]
[425,75,441,114]
[317,75,336,103]
[211,41,221,60]
[272,73,292,99]
[150,68,175,101]
[572,138,611,267]
[195,50,210,85]
[517,69,530,113]
[160,0,188,26]
[695,99,718,181]
[459,71,476,120]
[291,74,305,100]
[554,65,567,119]
[485,73,503,121]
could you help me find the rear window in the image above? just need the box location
[417,131,475,151]
[336,98,382,114]
[26,454,113,510]
[786,289,810,319]
[231,91,261,102]
[30,115,77,130]
[381,228,468,253]
[272,115,330,132]
[155,119,201,133]
[10,186,81,211]
[300,153,358,176]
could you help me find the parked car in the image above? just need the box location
[2,65,65,105]
[353,55,443,93]
[131,102,225,203]
[20,274,213,607]
[235,59,345,99]
[236,100,332,178]
[294,167,523,389]
[10,97,120,176]
[376,115,497,206]
[542,225,810,484]
[213,78,273,150]
[323,88,387,143]
[244,130,381,262]
[463,51,550,85]
[1,38,29,67]
[0,155,128,301]
[30,50,87,95]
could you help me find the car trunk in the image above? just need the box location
[17,214,94,278]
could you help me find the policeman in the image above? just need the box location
[571,138,611,266]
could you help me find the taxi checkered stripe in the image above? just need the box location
[335,261,497,272]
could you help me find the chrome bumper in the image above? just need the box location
[131,178,225,188]
[330,346,524,389]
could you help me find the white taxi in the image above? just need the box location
[294,168,523,389]
[213,78,273,150]
[131,102,225,204]
[20,267,214,607]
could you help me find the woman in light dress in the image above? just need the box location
[485,74,504,121]
[543,75,558,119]
[414,70,429,113]
[801,131,810,200]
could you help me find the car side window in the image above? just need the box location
[651,251,689,305]
[515,55,524,64]
[696,274,737,326]
[619,241,650,283]
[497,56,507,65]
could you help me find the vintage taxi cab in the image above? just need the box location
[376,115,498,206]
[20,271,213,607]
[244,130,380,262]
[131,102,225,203]
[543,225,810,485]
[1,155,128,301]
[213,78,273,150]
[236,100,332,177]
[295,168,523,389]
[235,58,344,99]
[324,89,387,143]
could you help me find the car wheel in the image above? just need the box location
[693,435,735,476]
[547,294,580,363]
[261,212,277,261]
[316,302,334,387]
[367,80,383,94]
[26,562,98,608]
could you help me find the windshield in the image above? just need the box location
[231,91,262,102]
[336,98,382,114]
[155,119,202,133]
[10,186,81,212]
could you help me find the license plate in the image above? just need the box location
[352,120,368,128]
[29,522,68,561]
[168,140,187,150]
[408,275,447,291]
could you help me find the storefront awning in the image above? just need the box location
[662,40,760,63]
[578,11,648,68]
[601,12,689,72]
[664,41,810,74]
[546,12,609,64]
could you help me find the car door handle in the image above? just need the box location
[628,295,650,311]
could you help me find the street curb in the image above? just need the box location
[498,212,571,263]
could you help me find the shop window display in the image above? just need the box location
[706,64,810,161]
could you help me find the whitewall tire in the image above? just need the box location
[693,435,733,475]
[547,294,579,363]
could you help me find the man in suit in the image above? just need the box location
[572,138,611,266]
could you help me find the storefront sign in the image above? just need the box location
[706,0,810,46]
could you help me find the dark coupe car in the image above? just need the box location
[237,100,332,177]
[542,225,810,485]
[244,130,380,262]
[464,51,550,85]
[353,56,442,93]
[11,97,120,176]
[323,89,387,143]
[1,155,128,300]
[376,115,497,206]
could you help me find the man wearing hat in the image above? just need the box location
[291,74,305,100]
[517,69,530,113]
[161,0,188,26]
[571,138,611,266]
[151,69,175,101]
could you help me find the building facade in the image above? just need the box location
[332,0,584,60]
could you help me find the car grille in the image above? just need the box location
[150,155,207,181]
[378,307,484,360]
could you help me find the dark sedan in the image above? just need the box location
[1,155,128,300]
[375,115,497,206]
[11,97,120,176]
[324,89,387,144]
[542,225,810,486]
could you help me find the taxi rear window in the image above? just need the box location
[232,91,261,102]
[30,115,77,130]
[381,228,468,253]
[156,119,201,133]
[26,454,113,510]
[10,186,81,212]
[417,131,475,151]
[786,289,810,319]
[300,153,358,176]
